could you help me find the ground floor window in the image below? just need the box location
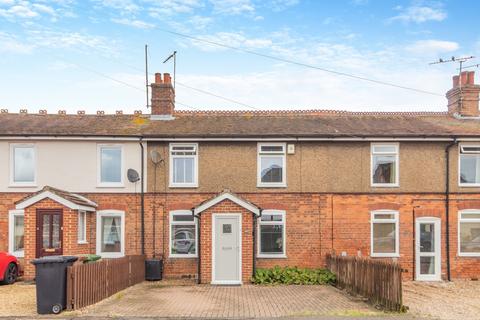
[9,210,24,257]
[258,210,286,258]
[78,210,87,243]
[170,210,197,257]
[371,210,399,257]
[459,210,480,256]
[96,210,124,258]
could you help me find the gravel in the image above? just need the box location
[0,282,36,317]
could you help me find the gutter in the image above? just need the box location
[445,137,458,281]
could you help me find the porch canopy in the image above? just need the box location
[15,185,97,212]
[193,189,261,216]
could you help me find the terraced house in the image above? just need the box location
[1,71,480,283]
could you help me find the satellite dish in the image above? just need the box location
[150,150,162,165]
[127,169,140,183]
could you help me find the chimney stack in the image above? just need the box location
[446,71,480,117]
[151,72,175,118]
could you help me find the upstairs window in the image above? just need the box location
[169,143,198,188]
[258,210,286,257]
[371,143,399,187]
[459,145,480,186]
[98,145,123,187]
[459,210,480,256]
[371,210,399,257]
[11,144,36,186]
[257,143,286,187]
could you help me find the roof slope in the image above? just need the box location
[0,110,479,138]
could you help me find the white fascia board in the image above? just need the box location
[194,192,260,216]
[16,191,96,211]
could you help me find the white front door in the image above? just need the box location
[415,217,441,281]
[212,214,241,285]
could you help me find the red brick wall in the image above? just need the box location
[2,192,480,281]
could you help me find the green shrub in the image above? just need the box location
[252,266,336,285]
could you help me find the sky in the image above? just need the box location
[0,0,479,113]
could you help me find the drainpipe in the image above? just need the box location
[192,208,201,284]
[140,140,145,255]
[445,137,458,281]
[252,209,263,278]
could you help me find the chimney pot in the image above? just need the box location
[155,73,162,84]
[164,73,171,84]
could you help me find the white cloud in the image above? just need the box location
[147,0,202,17]
[188,31,272,51]
[0,3,38,18]
[0,31,34,53]
[188,15,213,30]
[94,0,140,14]
[388,5,447,23]
[209,0,255,15]
[406,39,459,55]
[111,17,155,29]
[268,0,299,11]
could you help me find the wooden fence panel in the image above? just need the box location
[66,255,145,310]
[326,254,404,312]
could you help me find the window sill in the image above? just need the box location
[257,184,287,188]
[78,241,88,245]
[9,184,37,188]
[169,184,199,189]
[97,184,125,188]
[371,184,399,188]
[257,254,287,259]
[458,253,480,257]
[98,253,124,258]
[10,251,24,258]
[459,184,480,188]
[371,253,400,258]
[169,254,198,259]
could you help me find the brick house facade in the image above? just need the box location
[1,71,480,283]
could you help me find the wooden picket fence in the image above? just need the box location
[66,255,145,310]
[326,254,404,312]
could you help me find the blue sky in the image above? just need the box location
[0,0,479,113]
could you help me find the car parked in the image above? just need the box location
[0,252,19,285]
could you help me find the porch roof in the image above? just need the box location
[15,186,97,212]
[193,190,261,216]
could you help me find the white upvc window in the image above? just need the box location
[98,144,124,187]
[169,210,198,258]
[10,144,36,187]
[169,143,198,188]
[458,210,480,256]
[96,210,125,258]
[459,145,480,187]
[371,210,400,257]
[8,210,24,258]
[78,210,87,244]
[257,143,287,188]
[258,210,286,258]
[371,143,399,187]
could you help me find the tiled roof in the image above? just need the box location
[0,109,479,138]
[15,186,98,208]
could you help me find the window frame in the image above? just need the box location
[257,142,287,188]
[257,210,287,258]
[169,210,198,258]
[169,143,199,188]
[96,210,125,258]
[458,144,480,187]
[370,143,399,188]
[78,210,87,244]
[10,143,37,187]
[370,210,400,258]
[8,209,24,258]
[458,209,480,257]
[97,144,124,188]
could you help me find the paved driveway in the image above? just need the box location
[80,281,384,319]
[404,280,480,320]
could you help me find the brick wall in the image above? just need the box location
[1,192,480,281]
